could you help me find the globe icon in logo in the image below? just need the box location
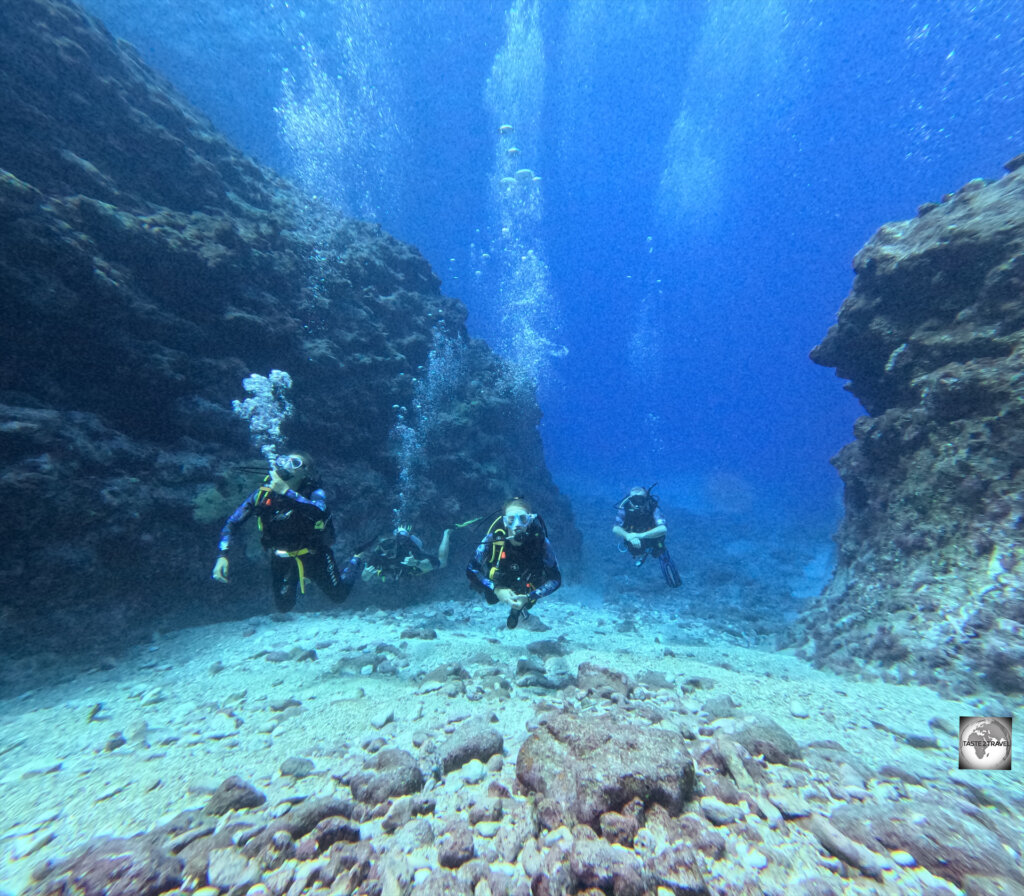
[959,717,1012,770]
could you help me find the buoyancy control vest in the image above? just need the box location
[484,515,549,593]
[618,492,659,533]
[255,481,333,552]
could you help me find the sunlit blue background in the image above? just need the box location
[81,0,1024,521]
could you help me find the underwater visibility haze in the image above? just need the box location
[2,0,1024,894]
[72,0,1024,508]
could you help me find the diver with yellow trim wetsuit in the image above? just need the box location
[467,497,561,629]
[211,453,351,611]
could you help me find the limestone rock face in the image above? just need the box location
[0,0,578,660]
[797,160,1024,695]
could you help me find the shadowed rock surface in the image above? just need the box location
[794,157,1024,696]
[0,0,578,663]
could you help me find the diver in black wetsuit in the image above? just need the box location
[339,526,451,587]
[613,484,681,588]
[467,497,561,629]
[211,453,351,611]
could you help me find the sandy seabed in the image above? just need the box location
[1,583,1022,896]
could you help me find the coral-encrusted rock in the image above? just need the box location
[441,720,504,774]
[568,834,645,896]
[294,816,359,860]
[516,712,695,828]
[349,748,424,805]
[24,834,182,896]
[437,818,475,868]
[0,0,579,667]
[797,161,1024,695]
[242,797,356,855]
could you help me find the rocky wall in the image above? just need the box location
[792,155,1024,696]
[0,0,578,656]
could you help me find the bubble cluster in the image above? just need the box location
[271,1,400,221]
[231,369,294,461]
[390,328,467,522]
[480,0,565,397]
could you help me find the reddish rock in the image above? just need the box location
[324,841,375,887]
[441,720,504,774]
[468,798,503,825]
[23,834,182,896]
[349,748,424,805]
[203,776,266,815]
[294,816,359,859]
[730,718,802,764]
[644,843,710,895]
[598,808,640,846]
[568,836,645,896]
[242,797,355,855]
[437,818,475,868]
[516,711,695,828]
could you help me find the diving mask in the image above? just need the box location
[274,454,305,481]
[503,511,534,537]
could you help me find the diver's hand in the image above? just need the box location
[493,587,519,607]
[212,556,229,583]
[361,565,380,583]
[269,471,290,494]
[627,534,642,548]
[495,588,527,609]
[401,554,430,572]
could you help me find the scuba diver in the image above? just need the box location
[467,497,561,629]
[211,453,351,611]
[613,484,682,588]
[340,526,451,587]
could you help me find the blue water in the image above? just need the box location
[82,0,1024,520]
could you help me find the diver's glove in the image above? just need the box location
[212,556,229,583]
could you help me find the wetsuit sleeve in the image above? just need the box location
[529,538,561,600]
[218,490,260,553]
[466,535,495,593]
[283,487,329,515]
[614,506,626,527]
[653,507,667,527]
